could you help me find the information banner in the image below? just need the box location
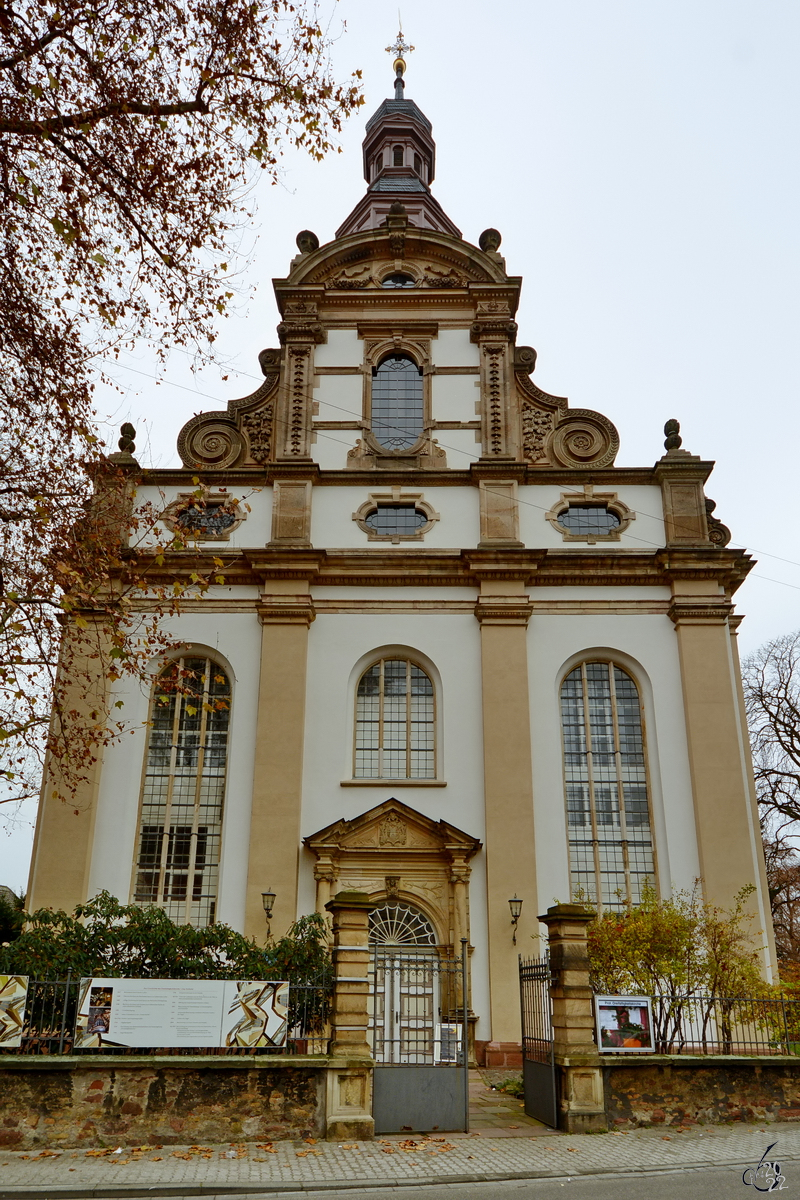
[74,978,289,1050]
[0,975,28,1048]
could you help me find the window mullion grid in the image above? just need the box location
[182,658,210,925]
[581,663,603,913]
[157,664,183,911]
[608,664,632,905]
[378,658,385,779]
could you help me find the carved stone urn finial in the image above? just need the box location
[663,419,682,451]
[479,228,502,253]
[107,421,139,466]
[295,229,319,255]
[118,422,136,455]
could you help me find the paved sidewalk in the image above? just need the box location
[1,1122,799,1197]
[468,1072,551,1135]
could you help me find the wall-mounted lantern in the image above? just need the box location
[261,888,276,937]
[509,895,523,944]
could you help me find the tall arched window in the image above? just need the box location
[133,655,230,927]
[355,658,435,779]
[371,354,424,450]
[560,661,655,910]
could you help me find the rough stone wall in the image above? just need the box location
[0,1057,324,1149]
[604,1058,800,1127]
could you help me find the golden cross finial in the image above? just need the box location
[386,28,414,61]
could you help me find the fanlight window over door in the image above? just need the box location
[371,354,424,450]
[369,903,438,947]
[133,655,230,928]
[354,658,435,779]
[560,661,656,910]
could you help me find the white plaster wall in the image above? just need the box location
[437,429,480,471]
[314,328,363,367]
[133,484,271,548]
[300,611,492,1038]
[87,611,262,932]
[310,485,480,549]
[431,374,480,423]
[527,612,700,928]
[430,329,480,368]
[312,427,354,471]
[313,373,362,422]
[517,484,665,550]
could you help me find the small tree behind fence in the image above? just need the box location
[0,894,333,1056]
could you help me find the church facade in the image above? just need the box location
[28,51,774,1055]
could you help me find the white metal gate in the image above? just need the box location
[368,903,468,1133]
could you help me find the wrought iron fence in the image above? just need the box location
[519,954,554,1067]
[0,972,333,1056]
[639,993,800,1056]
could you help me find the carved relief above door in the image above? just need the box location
[303,798,482,953]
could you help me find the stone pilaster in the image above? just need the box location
[470,299,518,459]
[473,562,537,1044]
[27,617,112,913]
[275,298,325,461]
[669,582,773,925]
[540,904,606,1133]
[654,450,713,546]
[243,578,316,941]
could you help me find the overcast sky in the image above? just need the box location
[3,0,799,891]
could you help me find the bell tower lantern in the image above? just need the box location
[336,31,461,239]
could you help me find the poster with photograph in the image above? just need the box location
[0,975,28,1048]
[595,995,654,1053]
[74,978,289,1049]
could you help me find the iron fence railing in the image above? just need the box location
[0,972,333,1056]
[629,993,800,1056]
[519,954,553,1066]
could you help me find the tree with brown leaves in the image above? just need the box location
[0,0,362,813]
[743,630,800,971]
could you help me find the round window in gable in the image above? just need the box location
[558,505,621,537]
[381,273,416,288]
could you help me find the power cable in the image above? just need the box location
[101,355,800,592]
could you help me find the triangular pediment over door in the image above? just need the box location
[304,797,482,951]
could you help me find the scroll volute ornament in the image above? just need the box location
[176,347,280,468]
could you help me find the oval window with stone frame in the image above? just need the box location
[545,490,634,544]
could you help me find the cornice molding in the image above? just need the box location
[257,595,316,626]
[111,543,754,595]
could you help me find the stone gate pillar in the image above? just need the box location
[540,903,607,1133]
[324,891,374,1140]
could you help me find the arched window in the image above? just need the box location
[355,658,435,779]
[371,354,424,450]
[133,655,230,927]
[393,144,404,166]
[413,152,422,175]
[560,661,655,910]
